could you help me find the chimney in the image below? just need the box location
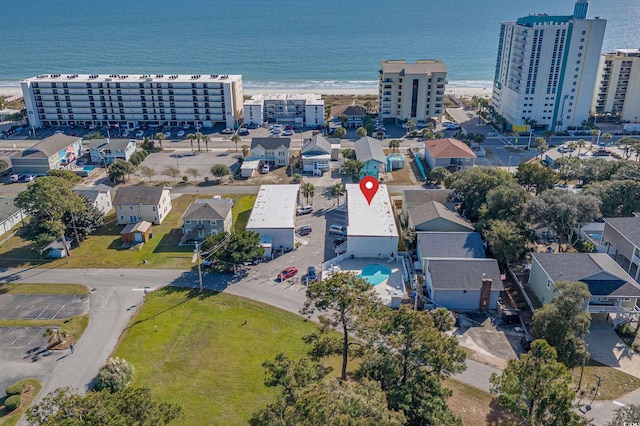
[479,278,492,312]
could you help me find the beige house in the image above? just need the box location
[424,138,476,171]
[248,137,291,167]
[603,215,640,281]
[407,201,474,232]
[330,105,366,128]
[529,253,640,326]
[113,186,172,225]
[181,198,234,242]
[73,184,113,217]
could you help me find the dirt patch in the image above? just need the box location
[446,379,520,426]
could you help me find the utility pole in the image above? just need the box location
[60,230,70,263]
[577,344,589,391]
[195,241,203,292]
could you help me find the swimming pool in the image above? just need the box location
[82,165,97,172]
[357,264,392,286]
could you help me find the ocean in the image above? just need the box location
[1,0,638,91]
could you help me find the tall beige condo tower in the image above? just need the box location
[593,49,640,124]
[378,59,447,123]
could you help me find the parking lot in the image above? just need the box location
[0,326,56,393]
[0,294,89,319]
[135,150,242,183]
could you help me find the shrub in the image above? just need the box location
[4,394,22,411]
[93,357,134,393]
[6,382,24,396]
[182,175,188,182]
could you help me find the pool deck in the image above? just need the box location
[322,257,407,306]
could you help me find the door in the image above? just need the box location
[133,232,143,243]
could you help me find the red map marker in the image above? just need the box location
[359,176,379,205]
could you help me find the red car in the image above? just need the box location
[277,267,298,281]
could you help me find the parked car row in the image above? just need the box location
[10,174,36,183]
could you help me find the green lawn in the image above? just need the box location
[0,315,89,346]
[0,283,88,295]
[0,378,42,426]
[570,359,640,400]
[230,194,256,231]
[113,288,318,425]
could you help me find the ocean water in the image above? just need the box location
[1,0,638,90]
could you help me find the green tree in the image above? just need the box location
[356,126,368,138]
[301,182,315,205]
[231,133,241,152]
[261,353,327,404]
[202,134,210,152]
[329,183,346,205]
[342,148,356,160]
[301,272,381,381]
[589,129,600,150]
[428,166,450,185]
[444,167,513,221]
[343,159,364,178]
[138,165,156,183]
[43,327,68,347]
[421,128,435,139]
[210,164,231,178]
[532,281,591,368]
[161,165,180,181]
[584,180,640,217]
[200,230,264,267]
[62,196,104,243]
[186,133,196,151]
[523,189,601,251]
[154,132,165,151]
[515,162,557,195]
[490,339,583,425]
[46,169,82,185]
[601,132,613,146]
[482,219,528,268]
[340,114,349,126]
[334,127,347,139]
[576,138,586,156]
[108,159,136,183]
[388,139,400,153]
[608,404,640,425]
[194,131,204,152]
[184,167,200,182]
[241,144,250,158]
[479,181,531,223]
[359,305,466,426]
[0,159,8,173]
[612,161,640,181]
[431,307,456,333]
[26,387,182,426]
[93,357,133,393]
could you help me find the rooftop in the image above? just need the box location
[246,93,322,103]
[425,138,477,159]
[250,137,291,150]
[181,198,233,221]
[87,138,135,151]
[246,185,300,230]
[346,184,398,237]
[532,253,640,297]
[403,189,454,207]
[22,134,81,158]
[355,136,386,164]
[428,258,503,291]
[24,73,241,84]
[121,221,152,235]
[417,232,485,259]
[113,186,169,206]
[408,201,474,230]
[302,135,331,155]
[604,216,640,248]
[0,196,21,221]
[380,59,447,75]
[73,184,111,202]
[330,105,366,117]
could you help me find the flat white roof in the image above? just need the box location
[346,184,398,237]
[241,159,261,169]
[246,184,299,230]
[248,93,323,102]
[23,73,241,84]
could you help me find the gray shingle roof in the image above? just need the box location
[408,201,474,231]
[181,198,233,221]
[22,134,82,158]
[417,232,485,259]
[73,184,112,203]
[428,258,503,291]
[354,136,385,164]
[302,135,331,155]
[250,137,291,150]
[0,196,21,221]
[604,216,640,248]
[330,105,366,117]
[403,189,453,206]
[532,253,640,297]
[87,138,134,151]
[113,186,168,206]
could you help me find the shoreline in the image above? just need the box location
[1,84,492,99]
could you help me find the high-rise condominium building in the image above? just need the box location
[378,59,447,123]
[492,1,606,131]
[592,49,640,123]
[21,73,244,129]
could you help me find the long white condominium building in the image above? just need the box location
[378,59,447,123]
[592,49,640,123]
[492,0,606,131]
[21,73,244,129]
[243,94,324,127]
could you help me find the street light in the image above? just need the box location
[507,155,513,173]
[526,128,533,151]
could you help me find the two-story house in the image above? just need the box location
[301,135,339,172]
[424,138,476,171]
[11,134,83,175]
[354,136,386,179]
[113,186,172,225]
[73,184,113,216]
[249,137,291,168]
[88,138,137,165]
[603,214,640,281]
[181,198,234,242]
[330,105,366,128]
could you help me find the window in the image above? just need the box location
[546,279,552,289]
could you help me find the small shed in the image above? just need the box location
[241,160,261,178]
[43,237,72,259]
[121,221,153,244]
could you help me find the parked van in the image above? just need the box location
[329,225,346,235]
[262,164,270,174]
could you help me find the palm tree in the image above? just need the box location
[231,134,241,152]
[334,127,347,139]
[601,132,613,147]
[43,327,68,347]
[576,139,585,157]
[473,133,486,146]
[590,129,600,150]
[363,101,372,114]
[421,129,435,139]
[534,138,548,161]
[434,131,445,139]
[406,119,416,132]
[356,127,368,138]
[241,144,250,158]
[388,139,400,153]
[155,132,165,151]
[202,134,210,152]
[330,183,345,205]
[195,132,203,152]
[186,133,196,151]
[429,166,450,185]
[301,182,315,205]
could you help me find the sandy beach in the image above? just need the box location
[0,86,22,98]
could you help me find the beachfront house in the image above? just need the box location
[354,136,386,179]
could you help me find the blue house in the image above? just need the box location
[354,136,386,179]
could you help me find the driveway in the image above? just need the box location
[586,313,640,379]
[0,294,89,319]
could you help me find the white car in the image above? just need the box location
[163,131,172,138]
[221,128,234,134]
[24,175,36,182]
[177,130,185,138]
[282,129,294,136]
[135,130,145,138]
[121,130,129,137]
[183,123,190,130]
[10,174,21,182]
[88,124,97,130]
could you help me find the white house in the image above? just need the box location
[0,196,25,237]
[243,94,324,127]
[87,138,137,165]
[246,185,300,254]
[345,183,398,258]
[73,184,113,216]
[113,186,172,225]
[249,137,291,167]
[301,135,335,172]
[330,105,366,128]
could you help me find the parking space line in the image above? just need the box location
[34,305,49,320]
[51,304,66,319]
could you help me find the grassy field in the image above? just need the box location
[445,379,518,426]
[0,283,88,295]
[113,288,320,426]
[570,359,640,400]
[0,314,89,344]
[0,193,257,270]
[0,378,42,426]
